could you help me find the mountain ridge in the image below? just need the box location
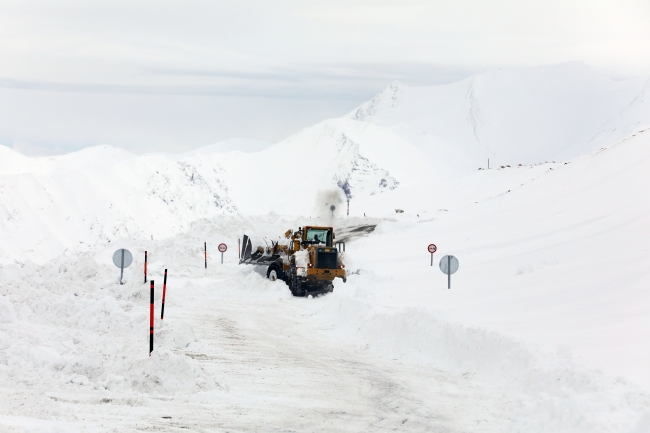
[1,63,648,264]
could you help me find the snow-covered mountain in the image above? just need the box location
[575,78,650,155]
[1,63,648,265]
[349,62,646,168]
[0,145,238,264]
[182,138,272,156]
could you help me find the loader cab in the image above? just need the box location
[304,226,333,247]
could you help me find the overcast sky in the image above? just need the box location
[1,0,649,155]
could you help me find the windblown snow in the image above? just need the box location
[1,63,649,432]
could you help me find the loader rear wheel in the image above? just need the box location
[290,277,305,297]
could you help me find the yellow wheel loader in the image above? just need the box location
[239,226,346,296]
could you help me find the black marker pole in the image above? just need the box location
[161,270,167,320]
[149,280,154,355]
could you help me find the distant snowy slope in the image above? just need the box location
[0,122,431,263]
[182,138,272,156]
[221,118,436,216]
[349,62,647,168]
[0,145,238,265]
[566,79,650,157]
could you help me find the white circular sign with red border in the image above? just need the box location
[427,244,437,254]
[218,243,227,253]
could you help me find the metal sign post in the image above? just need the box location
[218,243,227,264]
[428,244,437,266]
[112,249,133,285]
[439,255,459,289]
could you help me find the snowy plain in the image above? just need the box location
[1,63,650,432]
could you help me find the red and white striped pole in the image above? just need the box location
[149,280,154,356]
[144,251,148,283]
[204,242,207,269]
[160,269,167,320]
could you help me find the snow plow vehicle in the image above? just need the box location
[239,226,346,296]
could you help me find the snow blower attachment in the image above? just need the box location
[240,226,347,296]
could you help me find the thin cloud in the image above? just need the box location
[0,62,482,99]
[0,76,366,99]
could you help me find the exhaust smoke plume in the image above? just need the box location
[314,189,345,225]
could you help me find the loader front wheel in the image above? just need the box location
[267,264,283,282]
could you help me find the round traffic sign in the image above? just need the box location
[428,244,437,254]
[439,255,459,275]
[218,243,227,253]
[112,249,133,268]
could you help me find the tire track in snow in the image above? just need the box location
[0,268,512,433]
[141,280,513,432]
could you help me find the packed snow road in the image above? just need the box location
[0,267,512,433]
[135,275,511,432]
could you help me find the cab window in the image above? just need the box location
[305,228,332,246]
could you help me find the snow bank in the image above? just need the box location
[307,281,650,432]
[0,251,221,396]
[0,296,17,323]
